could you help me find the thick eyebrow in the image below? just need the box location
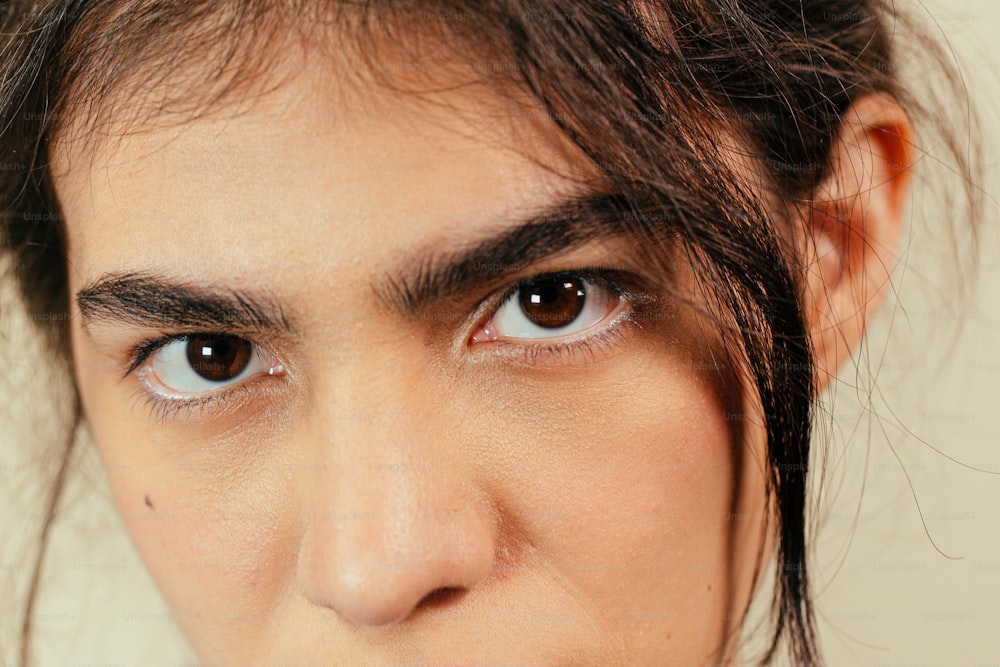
[75,193,655,333]
[76,273,292,333]
[377,192,648,315]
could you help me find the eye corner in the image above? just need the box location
[469,320,499,345]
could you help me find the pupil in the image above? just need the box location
[518,277,586,328]
[185,334,252,382]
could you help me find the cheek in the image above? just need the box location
[73,340,299,658]
[95,433,300,660]
[455,341,750,658]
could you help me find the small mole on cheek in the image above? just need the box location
[144,494,154,509]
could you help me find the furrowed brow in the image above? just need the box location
[376,192,648,314]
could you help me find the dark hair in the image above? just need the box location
[0,1,979,665]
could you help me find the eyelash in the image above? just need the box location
[123,334,276,422]
[122,268,653,420]
[485,323,632,366]
[469,267,651,365]
[128,378,256,422]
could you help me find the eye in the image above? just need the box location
[472,274,625,343]
[139,334,281,396]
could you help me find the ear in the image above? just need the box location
[801,93,914,391]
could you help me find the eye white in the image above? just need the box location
[491,278,619,340]
[142,337,272,396]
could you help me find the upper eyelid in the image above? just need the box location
[467,268,648,347]
[485,267,649,315]
[121,269,651,420]
[132,337,283,406]
[124,333,274,380]
[124,334,178,379]
[124,268,650,374]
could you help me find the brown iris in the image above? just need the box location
[518,277,586,328]
[185,334,253,382]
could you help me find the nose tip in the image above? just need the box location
[323,551,489,627]
[299,504,496,627]
[330,577,469,627]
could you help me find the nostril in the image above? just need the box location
[418,586,465,611]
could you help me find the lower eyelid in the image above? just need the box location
[143,385,241,421]
[132,342,286,419]
[133,372,277,422]
[497,324,631,367]
[476,305,638,366]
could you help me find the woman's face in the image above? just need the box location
[54,43,771,665]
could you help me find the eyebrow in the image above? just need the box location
[75,192,659,332]
[76,273,293,333]
[377,191,648,314]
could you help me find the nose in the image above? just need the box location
[297,409,496,627]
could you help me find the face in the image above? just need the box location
[54,39,771,666]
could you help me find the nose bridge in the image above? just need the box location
[298,362,496,626]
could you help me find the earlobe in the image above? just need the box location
[801,93,915,392]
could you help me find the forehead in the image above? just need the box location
[51,42,600,291]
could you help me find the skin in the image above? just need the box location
[51,34,911,667]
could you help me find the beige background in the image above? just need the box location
[1,1,999,665]
[800,0,1000,663]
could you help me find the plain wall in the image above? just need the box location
[804,0,1000,664]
